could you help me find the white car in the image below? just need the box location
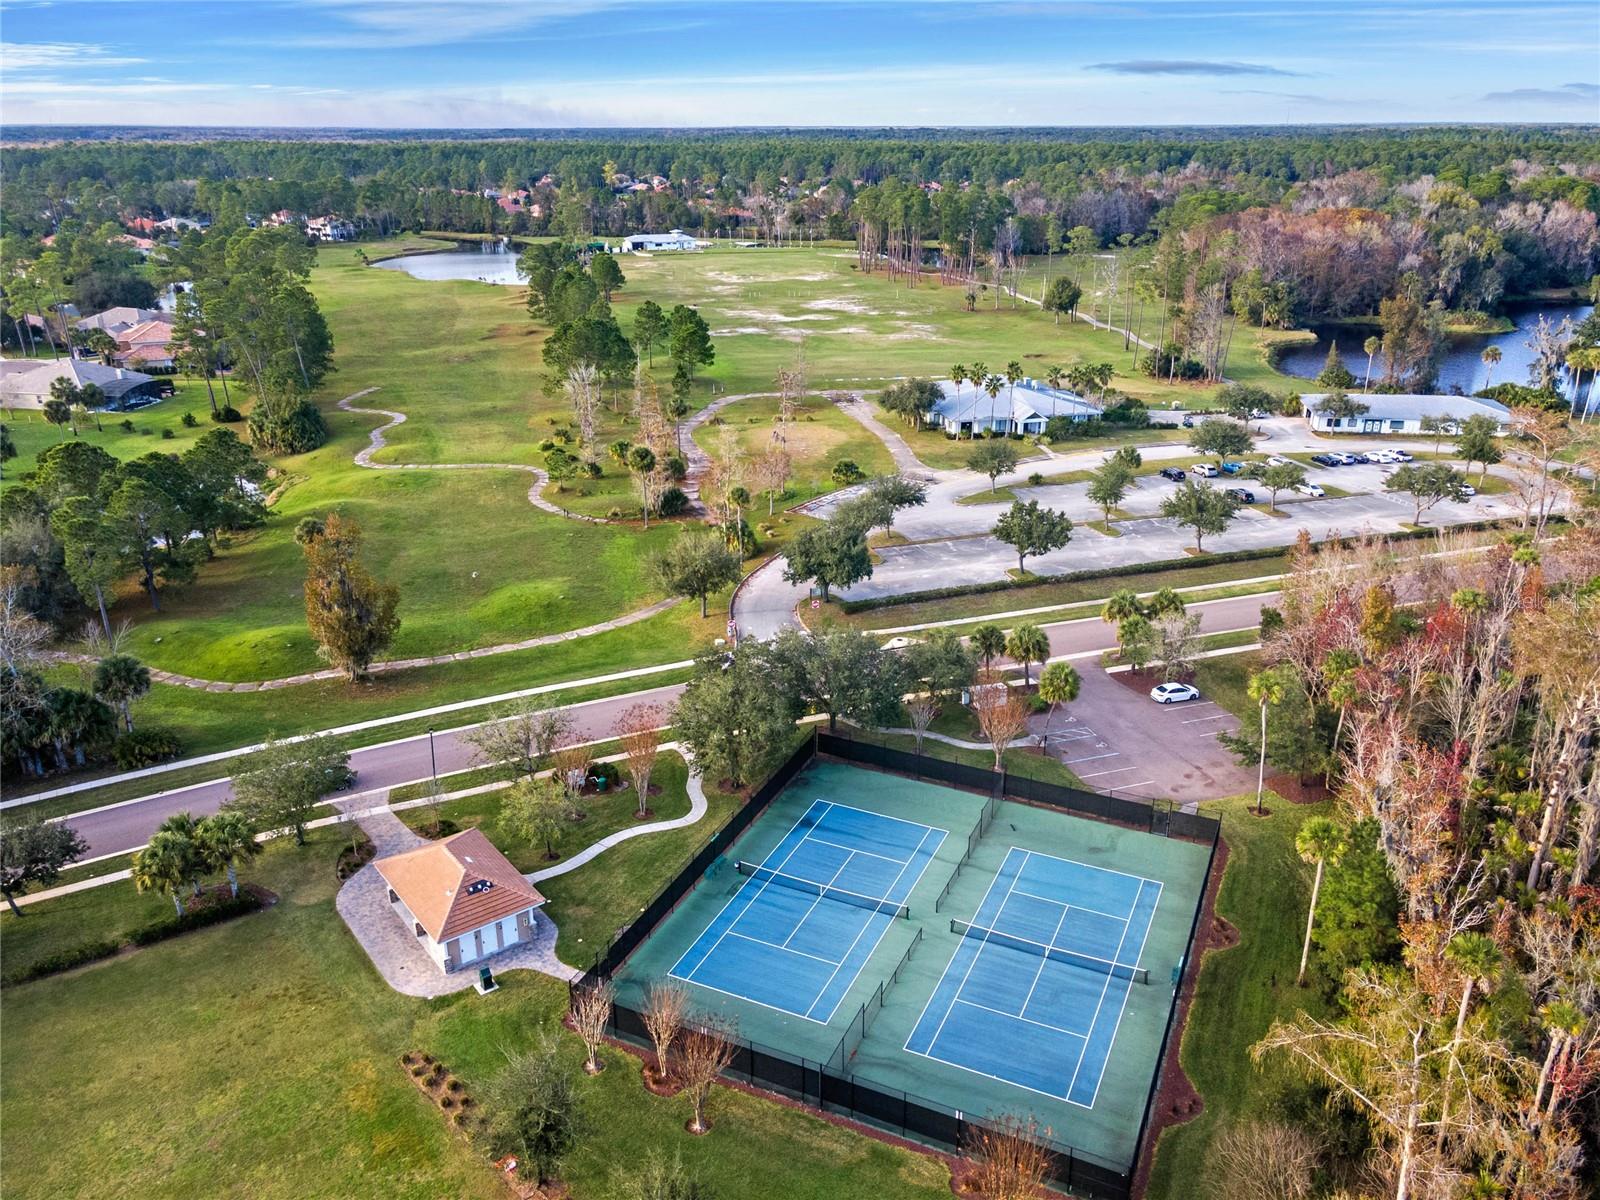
[1192,463,1219,477]
[1391,449,1414,462]
[1293,481,1326,497]
[1459,484,1477,498]
[1265,454,1291,467]
[1150,682,1201,704]
[1367,449,1398,464]
[1330,452,1358,465]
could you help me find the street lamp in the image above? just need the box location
[427,726,437,787]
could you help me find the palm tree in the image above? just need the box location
[1247,666,1293,815]
[970,623,1006,671]
[1044,365,1066,391]
[966,360,988,437]
[132,830,197,916]
[197,810,260,899]
[1036,661,1081,754]
[1436,933,1502,1151]
[1145,587,1185,619]
[1004,361,1023,418]
[1480,344,1502,390]
[1533,1000,1585,1117]
[1322,647,1360,786]
[982,374,1004,437]
[1100,588,1145,625]
[1566,346,1600,421]
[92,653,150,732]
[1293,816,1344,985]
[1005,623,1049,687]
[1362,335,1381,389]
[156,812,205,896]
[947,363,967,434]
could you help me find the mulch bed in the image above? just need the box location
[335,835,376,881]
[1107,666,1196,696]
[1129,833,1234,1200]
[1267,772,1331,805]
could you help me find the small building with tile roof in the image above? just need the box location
[373,828,547,974]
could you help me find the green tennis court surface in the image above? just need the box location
[612,761,1210,1171]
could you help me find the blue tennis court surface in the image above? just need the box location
[906,847,1161,1107]
[670,800,947,1023]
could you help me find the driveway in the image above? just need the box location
[1034,663,1253,805]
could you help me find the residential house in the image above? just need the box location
[620,229,700,253]
[154,215,208,232]
[1300,392,1513,436]
[261,210,303,229]
[928,378,1101,437]
[305,215,356,242]
[115,319,177,370]
[0,358,159,409]
[373,829,548,974]
[75,307,172,338]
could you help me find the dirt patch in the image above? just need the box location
[335,833,376,881]
[1108,665,1195,693]
[804,297,878,314]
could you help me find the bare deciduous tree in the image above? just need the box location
[678,1014,739,1134]
[964,1114,1055,1200]
[1205,1120,1321,1200]
[570,980,615,1075]
[642,982,688,1085]
[463,701,575,783]
[906,695,938,754]
[970,671,1029,772]
[565,363,600,458]
[617,703,664,819]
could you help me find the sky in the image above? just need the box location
[1,0,1597,129]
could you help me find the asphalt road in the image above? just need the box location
[59,591,1276,860]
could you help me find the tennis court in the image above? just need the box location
[611,760,1213,1174]
[906,847,1160,1107]
[669,800,948,1022]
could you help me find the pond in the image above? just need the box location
[373,240,526,285]
[1275,302,1594,401]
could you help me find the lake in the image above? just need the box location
[1275,302,1594,401]
[373,241,526,285]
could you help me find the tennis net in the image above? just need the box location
[950,918,1149,984]
[736,861,911,919]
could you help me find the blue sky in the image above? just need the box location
[1,0,1597,128]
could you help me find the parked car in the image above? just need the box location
[1391,449,1414,462]
[1158,466,1186,481]
[1459,484,1477,497]
[1181,416,1195,428]
[1366,449,1398,464]
[1150,682,1201,704]
[1329,452,1358,465]
[1265,454,1291,467]
[1225,487,1255,503]
[1293,481,1326,497]
[1249,408,1271,420]
[1192,463,1219,477]
[1309,453,1339,467]
[1219,461,1245,475]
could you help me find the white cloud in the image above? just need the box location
[1,41,148,70]
[279,0,630,48]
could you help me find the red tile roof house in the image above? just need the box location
[115,319,176,369]
[373,829,547,974]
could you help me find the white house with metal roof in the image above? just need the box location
[929,378,1100,437]
[620,229,699,252]
[1300,392,1513,436]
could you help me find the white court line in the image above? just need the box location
[1010,887,1129,925]
[727,930,841,967]
[668,973,837,1025]
[1065,882,1140,1103]
[782,852,855,951]
[803,836,910,866]
[669,800,831,983]
[906,846,1025,1055]
[928,850,1030,1050]
[1017,902,1072,1020]
[954,995,1091,1042]
[1086,876,1167,1111]
[804,822,947,1023]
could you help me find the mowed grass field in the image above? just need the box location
[0,824,951,1200]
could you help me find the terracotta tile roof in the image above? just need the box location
[373,828,544,942]
[117,320,175,347]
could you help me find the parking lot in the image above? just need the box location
[1028,663,1255,807]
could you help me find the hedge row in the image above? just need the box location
[2,890,265,988]
[838,517,1525,615]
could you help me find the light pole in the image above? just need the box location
[427,726,437,787]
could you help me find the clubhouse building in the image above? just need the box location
[929,377,1101,437]
[1301,392,1513,436]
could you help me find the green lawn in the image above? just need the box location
[1,823,950,1200]
[1144,793,1337,1200]
[2,379,236,477]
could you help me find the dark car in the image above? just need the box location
[1225,487,1255,504]
[1158,466,1186,481]
[1180,416,1195,428]
[1309,453,1339,467]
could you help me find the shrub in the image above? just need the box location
[248,398,327,453]
[538,439,556,452]
[1027,694,1050,714]
[210,404,242,423]
[113,728,184,770]
[607,507,623,520]
[161,428,176,439]
[830,459,865,485]
[657,487,689,516]
[181,411,199,427]
[120,418,136,431]
[128,892,263,946]
[2,938,123,987]
[1028,473,1044,486]
[581,461,602,480]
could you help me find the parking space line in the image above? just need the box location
[1077,765,1141,779]
[1181,714,1231,725]
[1063,751,1120,765]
